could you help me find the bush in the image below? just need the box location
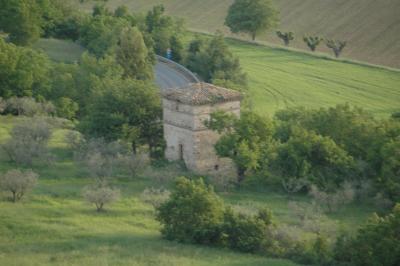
[222,208,270,253]
[6,97,55,117]
[156,177,225,244]
[309,184,354,213]
[333,204,400,266]
[83,182,120,212]
[2,117,52,166]
[140,187,170,208]
[0,97,6,113]
[0,169,38,202]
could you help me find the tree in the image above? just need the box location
[145,4,185,62]
[80,78,162,157]
[83,182,120,212]
[0,0,42,45]
[0,39,51,98]
[2,117,52,166]
[116,27,153,80]
[156,177,225,244]
[276,31,294,46]
[326,39,347,58]
[225,0,279,41]
[55,97,79,120]
[0,169,38,202]
[334,204,400,266]
[379,138,400,202]
[303,36,323,52]
[185,34,247,87]
[207,111,274,183]
[273,128,355,190]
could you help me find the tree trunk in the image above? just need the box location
[131,141,137,154]
[251,32,256,41]
[12,191,16,203]
[237,167,246,183]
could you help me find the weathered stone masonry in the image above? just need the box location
[162,83,242,175]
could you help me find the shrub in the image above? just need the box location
[83,183,120,212]
[222,208,270,253]
[0,97,6,113]
[6,97,55,117]
[333,204,400,266]
[156,177,225,244]
[2,117,52,166]
[140,187,170,208]
[309,183,354,213]
[0,169,38,202]
[55,97,79,120]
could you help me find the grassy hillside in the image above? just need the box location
[0,116,300,266]
[225,37,400,117]
[74,0,400,68]
[0,112,380,266]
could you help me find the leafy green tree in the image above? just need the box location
[185,34,247,87]
[225,0,279,40]
[0,39,50,98]
[303,36,323,52]
[145,4,185,61]
[55,97,79,120]
[207,111,274,182]
[116,27,153,80]
[79,14,130,57]
[276,31,294,46]
[379,138,400,202]
[326,39,347,58]
[273,128,354,190]
[0,0,42,45]
[334,204,400,266]
[80,78,162,156]
[156,177,225,244]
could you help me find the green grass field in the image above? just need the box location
[73,0,400,68]
[225,38,400,117]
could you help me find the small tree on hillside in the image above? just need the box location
[225,0,279,41]
[83,182,120,212]
[303,36,323,52]
[276,31,294,46]
[326,39,347,58]
[0,169,38,202]
[2,117,52,166]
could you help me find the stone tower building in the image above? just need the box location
[162,82,242,174]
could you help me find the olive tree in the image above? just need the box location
[2,117,52,166]
[276,31,294,46]
[326,39,347,58]
[303,36,323,52]
[83,183,120,212]
[0,169,38,202]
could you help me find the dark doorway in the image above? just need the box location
[179,144,184,161]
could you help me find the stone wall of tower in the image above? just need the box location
[163,98,240,175]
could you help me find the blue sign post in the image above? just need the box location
[166,48,172,60]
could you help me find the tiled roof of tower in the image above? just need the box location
[161,83,242,105]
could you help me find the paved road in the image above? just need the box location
[154,58,198,90]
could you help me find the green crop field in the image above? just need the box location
[0,115,379,266]
[225,38,400,117]
[73,0,400,68]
